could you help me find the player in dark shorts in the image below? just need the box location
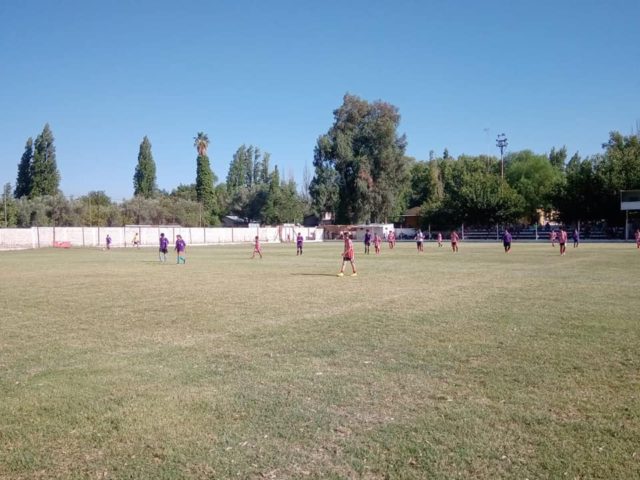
[338,232,357,277]
[363,229,371,254]
[296,232,303,255]
[159,233,169,262]
[502,228,512,253]
[559,228,567,256]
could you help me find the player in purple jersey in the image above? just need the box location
[159,233,169,262]
[364,229,372,254]
[175,235,186,264]
[106,234,112,250]
[296,232,304,255]
[502,229,512,253]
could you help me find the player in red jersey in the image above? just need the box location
[450,230,459,252]
[558,228,568,256]
[387,231,396,249]
[338,232,357,277]
[373,233,382,254]
[251,235,263,259]
[635,229,640,249]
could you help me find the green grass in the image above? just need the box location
[1,241,639,479]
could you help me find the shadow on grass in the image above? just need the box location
[290,273,339,277]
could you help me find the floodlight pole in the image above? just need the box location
[496,133,508,178]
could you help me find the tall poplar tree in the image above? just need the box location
[133,136,157,197]
[194,132,219,224]
[15,138,34,198]
[30,124,60,197]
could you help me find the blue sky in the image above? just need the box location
[1,0,639,200]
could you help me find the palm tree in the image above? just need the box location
[194,132,210,157]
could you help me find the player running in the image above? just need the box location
[573,228,580,248]
[635,228,640,249]
[502,228,512,253]
[175,235,186,264]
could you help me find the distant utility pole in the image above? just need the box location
[496,133,508,178]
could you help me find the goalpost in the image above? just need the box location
[620,190,640,240]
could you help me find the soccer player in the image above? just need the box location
[338,232,357,277]
[387,230,396,249]
[159,233,169,262]
[373,233,381,254]
[364,229,372,254]
[635,228,640,249]
[175,234,186,264]
[296,232,303,256]
[450,230,459,253]
[416,230,424,252]
[132,232,140,248]
[550,230,557,247]
[251,235,263,259]
[105,234,112,250]
[436,232,443,247]
[558,228,568,256]
[573,228,580,248]
[502,228,512,253]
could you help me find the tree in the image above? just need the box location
[2,183,18,227]
[194,132,210,156]
[227,145,254,194]
[194,132,219,225]
[171,184,198,202]
[79,191,114,226]
[311,94,409,223]
[30,124,60,197]
[408,159,432,207]
[549,146,567,171]
[309,135,339,218]
[505,150,561,223]
[15,138,33,198]
[133,136,157,197]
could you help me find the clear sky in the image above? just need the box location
[1,0,639,200]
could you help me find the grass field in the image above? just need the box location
[1,241,638,479]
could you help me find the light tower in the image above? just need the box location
[496,133,508,178]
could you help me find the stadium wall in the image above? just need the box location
[0,226,324,250]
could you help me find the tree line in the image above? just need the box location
[309,94,640,229]
[4,95,640,228]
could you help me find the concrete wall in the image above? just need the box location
[0,226,324,250]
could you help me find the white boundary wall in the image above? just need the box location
[0,226,324,250]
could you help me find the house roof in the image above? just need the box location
[402,206,422,217]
